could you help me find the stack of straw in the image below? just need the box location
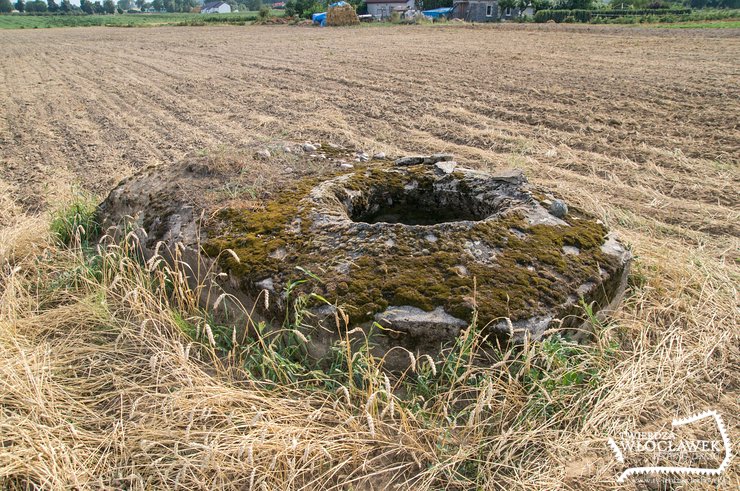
[326,4,360,26]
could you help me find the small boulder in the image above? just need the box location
[255,149,271,160]
[395,154,454,166]
[550,199,568,218]
[424,153,454,164]
[303,143,317,152]
[434,161,458,175]
[395,156,426,166]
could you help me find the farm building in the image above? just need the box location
[201,1,232,13]
[451,1,533,22]
[366,0,415,20]
[452,1,497,22]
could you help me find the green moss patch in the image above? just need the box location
[203,165,618,329]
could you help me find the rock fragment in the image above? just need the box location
[550,199,568,218]
[395,153,454,166]
[394,155,426,166]
[434,161,458,175]
[424,153,454,164]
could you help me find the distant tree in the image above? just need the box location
[117,0,130,9]
[47,0,59,11]
[608,0,646,7]
[80,0,92,13]
[61,0,72,12]
[135,0,145,8]
[225,0,237,10]
[151,0,163,9]
[287,0,316,17]
[294,0,305,16]
[246,0,262,10]
[0,0,12,13]
[168,0,196,11]
[26,0,48,11]
[93,0,104,11]
[555,0,592,8]
[104,0,115,12]
[14,0,24,12]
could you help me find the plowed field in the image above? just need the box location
[1,24,738,490]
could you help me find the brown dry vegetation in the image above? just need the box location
[0,24,738,490]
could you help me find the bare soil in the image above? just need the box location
[1,24,738,253]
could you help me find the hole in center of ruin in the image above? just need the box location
[345,184,497,226]
[360,201,476,225]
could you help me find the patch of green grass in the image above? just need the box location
[50,193,100,248]
[652,20,740,28]
[0,12,284,30]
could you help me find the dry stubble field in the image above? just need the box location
[0,24,738,490]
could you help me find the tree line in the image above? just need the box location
[0,0,274,13]
[419,0,737,9]
[2,0,736,14]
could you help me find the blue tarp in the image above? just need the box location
[313,1,350,26]
[422,7,453,19]
[312,12,327,25]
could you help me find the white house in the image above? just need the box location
[366,0,415,20]
[201,1,232,13]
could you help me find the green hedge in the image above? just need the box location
[534,8,692,23]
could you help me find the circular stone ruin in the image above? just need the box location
[98,150,631,363]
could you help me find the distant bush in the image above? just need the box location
[534,8,692,23]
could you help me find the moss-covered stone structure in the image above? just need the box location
[98,147,631,363]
